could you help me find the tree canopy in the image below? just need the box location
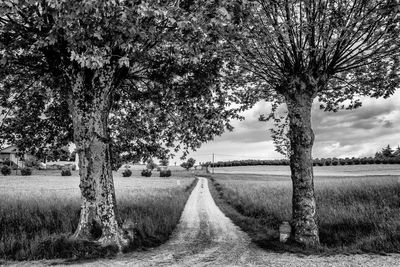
[0,0,239,165]
[180,157,196,170]
[213,0,400,108]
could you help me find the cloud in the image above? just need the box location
[185,90,400,161]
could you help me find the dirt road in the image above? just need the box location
[12,177,400,266]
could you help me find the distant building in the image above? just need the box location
[0,145,27,167]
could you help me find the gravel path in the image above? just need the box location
[8,177,400,266]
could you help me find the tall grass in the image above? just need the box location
[0,174,196,261]
[210,174,400,254]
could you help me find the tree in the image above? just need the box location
[47,146,71,161]
[146,158,158,171]
[181,157,196,170]
[394,146,400,157]
[159,158,169,166]
[382,144,394,158]
[0,1,238,249]
[212,0,400,246]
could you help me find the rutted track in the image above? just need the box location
[11,177,400,266]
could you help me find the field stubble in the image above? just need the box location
[0,169,196,261]
[210,172,400,254]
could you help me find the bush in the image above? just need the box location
[160,170,171,177]
[2,160,18,170]
[122,169,132,177]
[141,169,152,177]
[61,169,72,176]
[20,167,32,176]
[1,165,11,176]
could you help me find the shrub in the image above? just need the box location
[160,170,171,177]
[20,167,32,176]
[122,169,132,177]
[345,158,354,165]
[141,169,152,177]
[61,169,72,176]
[1,165,11,176]
[3,160,18,170]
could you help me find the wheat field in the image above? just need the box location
[0,169,196,260]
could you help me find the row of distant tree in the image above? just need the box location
[136,157,196,171]
[204,145,400,168]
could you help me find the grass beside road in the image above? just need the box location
[209,173,400,254]
[0,171,197,261]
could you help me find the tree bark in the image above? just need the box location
[286,91,320,247]
[68,67,128,249]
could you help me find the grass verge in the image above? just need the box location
[208,174,400,255]
[0,177,197,261]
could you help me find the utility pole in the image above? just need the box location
[212,153,214,174]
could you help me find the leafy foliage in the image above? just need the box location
[160,169,172,177]
[141,169,152,177]
[159,158,169,166]
[1,165,11,175]
[122,169,132,177]
[180,157,196,170]
[146,158,158,171]
[24,158,40,168]
[0,0,240,165]
[61,168,72,176]
[20,167,32,176]
[375,144,400,159]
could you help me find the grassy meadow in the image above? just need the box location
[213,164,400,176]
[0,168,197,261]
[209,170,400,254]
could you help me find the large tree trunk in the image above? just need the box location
[68,68,128,249]
[286,91,320,247]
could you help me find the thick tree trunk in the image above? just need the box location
[286,92,320,247]
[68,68,128,249]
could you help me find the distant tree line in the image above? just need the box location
[204,145,400,168]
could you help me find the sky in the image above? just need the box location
[181,90,400,165]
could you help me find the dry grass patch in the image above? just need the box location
[210,173,400,254]
[0,171,196,261]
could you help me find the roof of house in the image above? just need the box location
[0,145,18,154]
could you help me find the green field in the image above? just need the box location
[209,172,400,254]
[0,169,196,261]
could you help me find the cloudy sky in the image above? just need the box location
[182,90,400,164]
